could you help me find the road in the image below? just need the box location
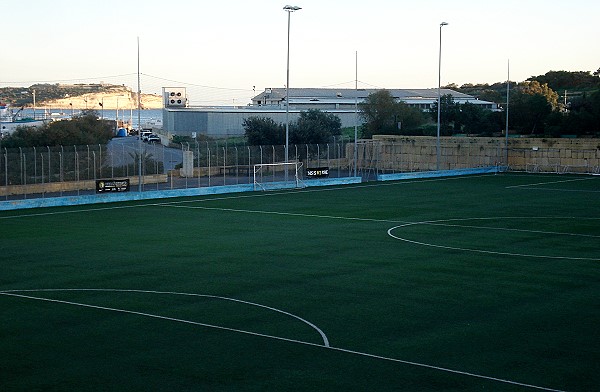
[107,136,183,172]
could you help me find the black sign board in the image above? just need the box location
[96,179,130,193]
[306,167,329,179]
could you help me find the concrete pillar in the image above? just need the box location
[181,150,194,177]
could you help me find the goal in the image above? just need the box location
[253,162,304,190]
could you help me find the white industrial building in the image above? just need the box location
[162,87,498,138]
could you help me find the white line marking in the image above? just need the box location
[0,289,565,391]
[328,347,565,392]
[388,217,600,261]
[0,289,329,347]
[508,187,600,193]
[419,219,600,239]
[161,204,405,224]
[506,177,596,188]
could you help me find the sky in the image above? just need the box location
[1,0,599,105]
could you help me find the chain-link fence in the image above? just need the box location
[0,139,352,199]
[181,140,351,187]
[2,137,598,200]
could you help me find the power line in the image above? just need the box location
[141,73,253,92]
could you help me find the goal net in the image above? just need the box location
[253,162,304,190]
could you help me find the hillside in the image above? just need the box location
[0,84,162,110]
[44,90,163,110]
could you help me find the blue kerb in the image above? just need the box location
[377,166,506,181]
[0,177,363,211]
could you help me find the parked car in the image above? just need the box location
[147,134,161,144]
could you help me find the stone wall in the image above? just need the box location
[357,136,600,173]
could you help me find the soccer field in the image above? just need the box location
[1,173,599,391]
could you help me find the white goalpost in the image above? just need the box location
[253,162,304,190]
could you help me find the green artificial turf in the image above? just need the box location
[0,173,598,391]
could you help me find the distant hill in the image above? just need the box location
[0,83,162,110]
[445,70,600,104]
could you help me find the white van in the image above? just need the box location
[139,130,152,141]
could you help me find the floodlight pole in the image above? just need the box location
[354,51,358,178]
[505,59,510,167]
[436,22,448,171]
[284,5,301,181]
[137,36,143,192]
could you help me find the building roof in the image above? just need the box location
[252,88,476,103]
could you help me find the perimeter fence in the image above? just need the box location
[1,137,599,200]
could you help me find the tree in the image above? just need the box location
[510,91,553,134]
[243,117,284,146]
[1,110,114,148]
[505,81,560,135]
[290,109,341,144]
[528,70,600,92]
[359,90,424,138]
[453,82,507,104]
[518,81,559,110]
[560,91,600,135]
[458,102,502,135]
[428,94,459,135]
[244,111,341,146]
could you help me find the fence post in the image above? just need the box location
[338,143,342,177]
[19,147,23,186]
[259,146,263,183]
[207,147,211,187]
[196,140,200,188]
[317,144,320,167]
[223,146,227,186]
[272,145,275,182]
[109,143,113,178]
[86,145,90,180]
[60,145,64,183]
[59,148,63,197]
[93,151,97,182]
[33,146,37,183]
[23,154,27,199]
[4,149,7,200]
[40,153,44,197]
[46,146,51,184]
[98,144,101,178]
[306,144,309,168]
[75,152,80,196]
[235,146,239,185]
[247,146,251,184]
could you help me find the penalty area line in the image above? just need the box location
[0,291,564,391]
[0,291,327,348]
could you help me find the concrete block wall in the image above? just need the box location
[0,174,168,197]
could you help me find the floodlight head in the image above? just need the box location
[283,5,302,12]
[440,22,448,27]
